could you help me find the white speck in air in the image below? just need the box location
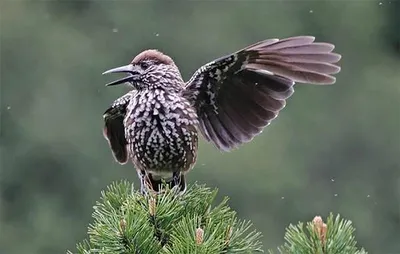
[367,194,370,198]
[309,10,313,13]
[331,178,335,182]
[112,28,118,33]
[281,196,285,200]
[7,106,11,110]
[379,2,382,5]
[334,194,338,197]
[155,33,160,37]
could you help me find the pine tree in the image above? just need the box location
[68,181,367,254]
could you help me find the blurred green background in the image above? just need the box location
[1,0,399,253]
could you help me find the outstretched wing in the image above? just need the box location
[183,36,341,151]
[103,93,132,164]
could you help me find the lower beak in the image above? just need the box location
[102,64,139,86]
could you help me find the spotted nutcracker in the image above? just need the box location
[102,36,341,194]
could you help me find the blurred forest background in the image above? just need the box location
[1,0,399,253]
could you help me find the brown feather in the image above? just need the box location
[131,49,175,65]
[238,69,294,101]
[261,36,316,50]
[184,35,341,151]
[215,105,252,143]
[218,95,262,136]
[245,63,336,84]
[253,59,340,74]
[259,52,341,64]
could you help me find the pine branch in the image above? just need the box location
[269,214,367,254]
[68,181,367,254]
[68,180,263,254]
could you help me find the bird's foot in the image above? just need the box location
[138,171,186,195]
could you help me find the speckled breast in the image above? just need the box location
[124,89,199,175]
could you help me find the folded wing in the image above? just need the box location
[103,93,131,164]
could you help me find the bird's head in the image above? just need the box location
[102,49,183,90]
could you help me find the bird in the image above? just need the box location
[102,36,341,194]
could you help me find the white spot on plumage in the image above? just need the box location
[122,87,198,177]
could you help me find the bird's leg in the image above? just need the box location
[172,172,186,193]
[138,170,152,195]
[172,172,181,187]
[137,170,147,195]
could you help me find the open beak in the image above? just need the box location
[102,64,140,87]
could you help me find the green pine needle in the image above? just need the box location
[68,180,263,254]
[269,213,367,254]
[69,181,367,254]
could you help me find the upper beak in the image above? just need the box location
[102,64,139,87]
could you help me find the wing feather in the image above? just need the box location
[184,36,341,151]
[103,93,131,164]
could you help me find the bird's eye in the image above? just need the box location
[140,62,149,69]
